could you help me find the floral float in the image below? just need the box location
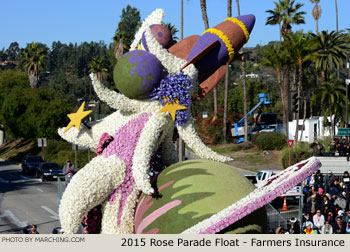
[58,9,322,234]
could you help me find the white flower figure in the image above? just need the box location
[58,9,231,234]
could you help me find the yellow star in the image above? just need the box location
[64,102,93,133]
[157,97,187,121]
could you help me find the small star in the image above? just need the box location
[158,97,187,121]
[64,102,93,133]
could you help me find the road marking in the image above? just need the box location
[36,188,43,192]
[41,206,59,220]
[20,175,30,180]
[0,178,9,184]
[0,210,28,228]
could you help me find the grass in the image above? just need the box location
[209,143,253,154]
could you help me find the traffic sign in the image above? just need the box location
[37,138,47,147]
[338,128,350,136]
[287,140,294,149]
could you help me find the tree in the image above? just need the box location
[266,0,306,137]
[88,56,109,82]
[312,30,350,85]
[260,43,290,136]
[113,5,141,58]
[285,31,315,141]
[312,81,345,138]
[223,0,232,143]
[163,22,179,45]
[199,0,218,119]
[310,0,321,33]
[266,1,283,42]
[20,42,47,88]
[6,42,20,61]
[266,0,306,40]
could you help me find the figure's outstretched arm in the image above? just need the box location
[58,110,141,149]
[59,155,126,234]
[177,115,233,163]
[132,113,170,195]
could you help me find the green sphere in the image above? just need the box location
[113,50,163,99]
[134,159,267,234]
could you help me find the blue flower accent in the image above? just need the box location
[151,72,193,126]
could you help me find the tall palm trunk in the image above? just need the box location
[315,3,319,33]
[335,0,340,79]
[236,0,248,143]
[294,59,303,142]
[223,0,232,143]
[282,67,290,137]
[199,0,217,119]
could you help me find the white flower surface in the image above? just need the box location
[59,155,126,234]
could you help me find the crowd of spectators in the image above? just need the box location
[299,170,350,234]
[311,138,350,157]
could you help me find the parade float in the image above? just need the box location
[58,9,321,234]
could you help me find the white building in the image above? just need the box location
[288,116,338,143]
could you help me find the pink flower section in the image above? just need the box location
[102,113,152,226]
[136,200,181,234]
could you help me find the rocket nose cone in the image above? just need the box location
[236,14,256,34]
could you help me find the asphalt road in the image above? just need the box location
[0,160,61,234]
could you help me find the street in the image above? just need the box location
[0,160,61,234]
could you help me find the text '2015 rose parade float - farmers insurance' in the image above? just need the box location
[57,9,321,234]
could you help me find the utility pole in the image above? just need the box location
[178,0,185,161]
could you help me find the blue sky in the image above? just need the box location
[1,0,349,50]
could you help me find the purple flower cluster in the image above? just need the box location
[151,72,193,126]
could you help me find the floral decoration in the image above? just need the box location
[151,72,193,126]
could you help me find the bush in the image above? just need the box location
[253,132,287,150]
[281,142,312,168]
[45,140,91,169]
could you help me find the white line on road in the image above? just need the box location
[36,188,43,192]
[41,206,59,220]
[20,175,30,180]
[0,210,28,228]
[0,178,9,184]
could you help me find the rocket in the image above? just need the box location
[168,14,255,98]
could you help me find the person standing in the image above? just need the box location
[62,160,76,185]
[29,225,39,234]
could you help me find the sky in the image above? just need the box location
[1,0,350,50]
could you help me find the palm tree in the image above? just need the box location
[335,0,338,32]
[266,1,283,42]
[312,30,350,85]
[199,0,218,119]
[163,22,179,45]
[266,0,306,40]
[20,42,47,88]
[266,0,306,137]
[223,0,232,143]
[260,43,291,136]
[285,31,315,141]
[310,0,321,33]
[88,57,109,82]
[312,82,345,138]
[235,0,249,143]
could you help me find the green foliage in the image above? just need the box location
[0,86,73,139]
[114,5,141,51]
[281,142,312,168]
[252,132,287,150]
[45,140,90,169]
